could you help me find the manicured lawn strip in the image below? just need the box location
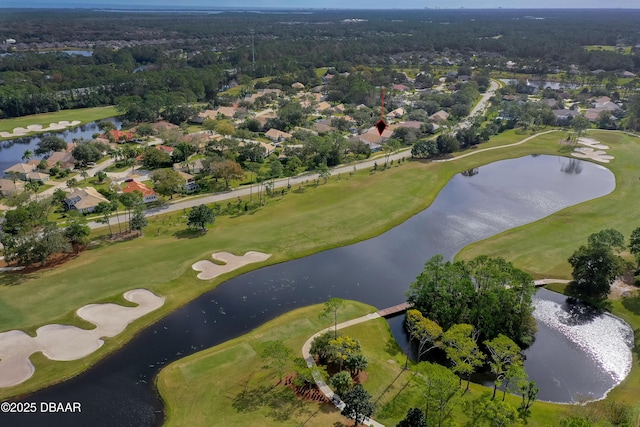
[0,130,576,400]
[456,130,640,278]
[0,106,119,136]
[158,301,376,427]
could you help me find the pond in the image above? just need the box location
[0,117,122,174]
[4,155,626,426]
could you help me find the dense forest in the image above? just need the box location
[1,9,640,119]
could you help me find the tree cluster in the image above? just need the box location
[406,255,536,347]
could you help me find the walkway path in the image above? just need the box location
[301,311,385,427]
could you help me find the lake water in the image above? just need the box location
[2,155,626,426]
[0,117,122,174]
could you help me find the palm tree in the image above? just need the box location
[25,181,40,201]
[22,149,33,162]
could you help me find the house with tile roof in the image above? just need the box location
[122,181,158,203]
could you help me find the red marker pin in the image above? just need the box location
[376,87,387,136]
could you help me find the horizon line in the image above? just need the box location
[1,6,640,10]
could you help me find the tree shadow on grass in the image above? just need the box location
[0,271,32,287]
[173,228,206,239]
[232,385,272,413]
[232,384,309,422]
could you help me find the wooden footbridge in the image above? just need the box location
[376,302,413,318]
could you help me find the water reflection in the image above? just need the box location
[561,158,583,174]
[460,167,479,177]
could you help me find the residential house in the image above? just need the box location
[3,163,35,180]
[429,110,450,123]
[315,101,332,112]
[395,121,422,129]
[122,181,158,203]
[386,107,406,120]
[552,109,581,125]
[200,106,238,120]
[265,128,292,142]
[0,178,25,197]
[177,171,198,192]
[26,171,50,183]
[156,145,176,156]
[64,187,109,214]
[356,126,393,151]
[46,150,76,170]
[173,158,205,174]
[150,121,179,132]
[313,119,336,133]
[104,129,134,143]
[392,83,409,92]
[291,82,305,90]
[540,98,559,109]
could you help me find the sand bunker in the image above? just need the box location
[192,251,272,280]
[0,289,164,388]
[572,147,614,163]
[0,120,81,138]
[571,137,614,163]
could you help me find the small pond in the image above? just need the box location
[0,117,122,174]
[4,155,627,426]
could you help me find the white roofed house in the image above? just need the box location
[64,187,109,214]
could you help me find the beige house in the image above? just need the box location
[3,163,35,180]
[265,128,292,142]
[26,171,50,183]
[0,178,25,197]
[429,110,450,123]
[64,187,109,214]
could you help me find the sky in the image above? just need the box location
[2,0,639,9]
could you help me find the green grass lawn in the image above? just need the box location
[0,106,119,137]
[1,129,639,419]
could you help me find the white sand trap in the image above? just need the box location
[0,289,164,388]
[572,147,614,163]
[577,137,609,150]
[0,120,82,138]
[192,251,272,280]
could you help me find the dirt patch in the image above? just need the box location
[610,278,639,300]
